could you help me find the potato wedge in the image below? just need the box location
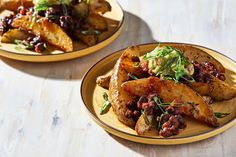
[122,77,219,127]
[12,15,73,52]
[87,13,108,31]
[189,75,236,101]
[135,114,159,136]
[73,2,89,17]
[1,29,29,43]
[89,0,111,14]
[78,33,98,46]
[109,46,143,127]
[96,70,112,89]
[171,44,225,73]
[0,0,33,12]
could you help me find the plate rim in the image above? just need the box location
[81,42,236,144]
[0,0,124,62]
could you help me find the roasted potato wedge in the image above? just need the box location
[78,33,98,46]
[109,46,143,127]
[12,15,73,52]
[89,0,111,14]
[189,75,236,101]
[1,29,29,43]
[96,70,112,89]
[0,0,33,12]
[122,77,219,127]
[87,13,108,31]
[73,2,89,17]
[135,114,159,136]
[171,44,225,73]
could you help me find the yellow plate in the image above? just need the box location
[0,0,124,62]
[81,43,236,145]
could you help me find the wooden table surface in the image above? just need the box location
[0,0,236,157]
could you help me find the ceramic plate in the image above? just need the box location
[81,43,236,145]
[0,0,124,62]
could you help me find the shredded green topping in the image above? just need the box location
[153,96,166,114]
[214,112,230,118]
[128,73,138,80]
[81,30,101,35]
[100,92,111,115]
[14,40,33,51]
[141,110,150,125]
[142,45,195,82]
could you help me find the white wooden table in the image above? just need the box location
[1,0,236,156]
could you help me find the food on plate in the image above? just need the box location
[96,44,236,137]
[97,45,236,100]
[189,75,236,101]
[12,15,73,51]
[96,70,112,89]
[135,97,187,136]
[1,28,29,43]
[109,46,144,127]
[122,77,218,131]
[0,0,111,53]
[0,0,33,12]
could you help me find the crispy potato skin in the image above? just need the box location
[78,33,98,46]
[109,46,143,127]
[189,75,236,101]
[96,70,112,89]
[11,15,73,52]
[87,13,108,31]
[0,0,33,12]
[1,29,29,43]
[171,44,225,73]
[122,77,219,127]
[89,0,111,14]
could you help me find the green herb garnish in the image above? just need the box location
[153,96,166,114]
[14,40,33,51]
[81,30,101,35]
[128,73,138,80]
[142,45,195,82]
[214,112,230,118]
[133,62,140,68]
[141,110,150,125]
[100,92,111,115]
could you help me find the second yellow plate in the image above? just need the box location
[0,0,124,62]
[81,43,236,145]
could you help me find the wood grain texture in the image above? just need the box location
[0,0,236,157]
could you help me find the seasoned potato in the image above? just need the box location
[1,29,29,43]
[89,0,111,14]
[96,70,112,89]
[171,44,225,73]
[87,13,108,31]
[73,2,89,17]
[122,77,219,127]
[109,46,143,127]
[0,0,33,12]
[12,15,73,52]
[189,75,236,101]
[78,33,98,46]
[135,114,159,136]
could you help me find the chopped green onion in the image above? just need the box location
[153,96,166,114]
[214,112,230,118]
[81,30,101,35]
[100,92,111,115]
[133,62,140,68]
[141,45,195,83]
[14,40,33,51]
[128,73,138,80]
[141,110,150,125]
